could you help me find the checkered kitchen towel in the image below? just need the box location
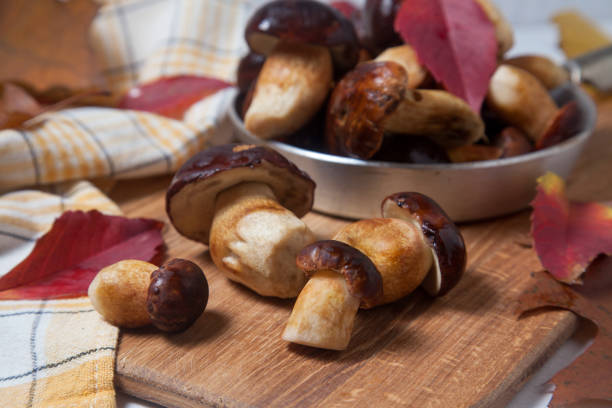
[0,181,121,408]
[0,0,265,193]
[0,0,271,406]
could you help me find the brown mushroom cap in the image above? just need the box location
[166,144,315,244]
[147,258,209,332]
[381,192,466,297]
[244,0,359,74]
[296,240,383,308]
[326,60,407,158]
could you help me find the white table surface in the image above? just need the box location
[118,14,612,408]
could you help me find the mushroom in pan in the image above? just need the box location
[282,240,383,350]
[486,64,581,149]
[243,0,359,139]
[166,144,316,298]
[326,61,484,159]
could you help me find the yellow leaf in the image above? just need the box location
[552,10,611,59]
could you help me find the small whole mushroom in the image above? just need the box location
[166,144,316,298]
[282,240,383,350]
[243,0,359,139]
[147,258,209,332]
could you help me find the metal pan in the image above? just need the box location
[228,84,597,222]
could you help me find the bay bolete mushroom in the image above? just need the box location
[243,0,359,139]
[282,240,383,350]
[326,61,484,159]
[381,192,467,297]
[486,64,581,149]
[166,144,316,298]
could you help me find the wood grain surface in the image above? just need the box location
[111,99,612,408]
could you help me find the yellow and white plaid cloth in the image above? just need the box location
[0,182,121,408]
[0,0,271,406]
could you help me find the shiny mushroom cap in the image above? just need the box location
[381,192,467,296]
[244,0,360,74]
[326,61,407,158]
[296,240,383,308]
[166,144,315,245]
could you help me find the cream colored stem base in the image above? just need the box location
[282,270,360,351]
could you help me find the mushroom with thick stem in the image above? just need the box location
[326,61,484,159]
[381,192,467,297]
[243,0,359,139]
[166,144,316,298]
[282,240,383,350]
[486,64,581,149]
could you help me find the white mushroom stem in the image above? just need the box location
[375,45,428,89]
[244,41,333,139]
[282,269,360,351]
[382,90,485,149]
[209,182,314,298]
[486,65,558,143]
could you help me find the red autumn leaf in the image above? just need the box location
[531,172,612,284]
[118,75,232,120]
[394,0,497,111]
[0,210,164,300]
[515,269,612,407]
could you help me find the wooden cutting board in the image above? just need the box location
[111,99,612,408]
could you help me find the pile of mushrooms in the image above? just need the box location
[283,192,466,350]
[237,0,581,164]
